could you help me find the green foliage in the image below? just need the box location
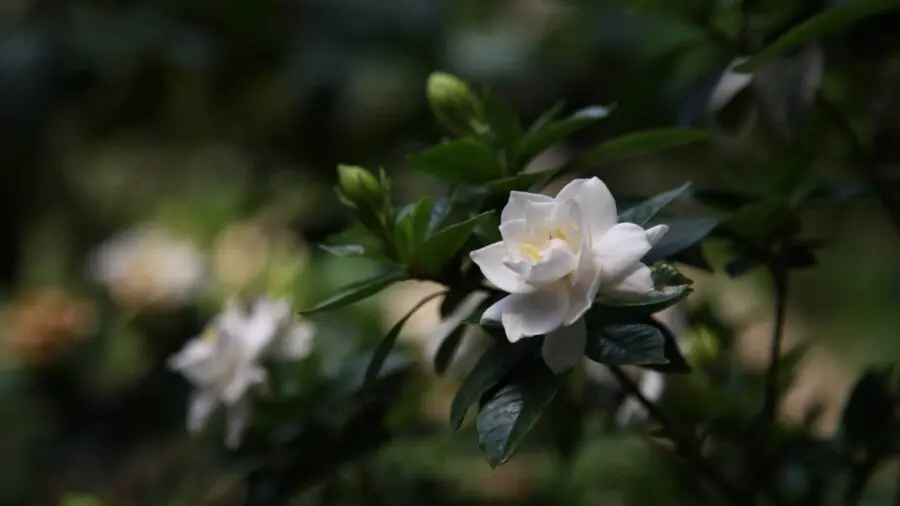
[301,270,408,315]
[449,337,539,431]
[408,139,502,183]
[515,105,613,167]
[475,358,565,468]
[585,323,668,366]
[364,290,448,386]
[735,0,900,73]
[619,182,694,226]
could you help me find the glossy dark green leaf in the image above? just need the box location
[641,318,691,374]
[643,217,719,264]
[595,285,693,319]
[516,105,613,167]
[450,339,538,431]
[408,139,501,183]
[300,270,408,315]
[364,291,448,386]
[476,359,565,467]
[734,0,900,74]
[419,211,494,274]
[619,182,693,226]
[585,323,668,366]
[480,170,555,194]
[434,324,467,376]
[572,129,707,172]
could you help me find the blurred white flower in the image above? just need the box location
[470,177,668,373]
[89,225,206,311]
[167,297,316,448]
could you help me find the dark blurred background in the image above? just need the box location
[2,0,900,505]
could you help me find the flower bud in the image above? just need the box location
[336,164,384,210]
[426,72,484,136]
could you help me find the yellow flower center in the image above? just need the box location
[517,228,570,262]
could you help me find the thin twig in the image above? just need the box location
[608,365,749,506]
[748,247,790,501]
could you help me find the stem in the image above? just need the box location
[608,365,748,506]
[817,92,900,240]
[747,246,790,501]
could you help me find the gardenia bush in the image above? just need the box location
[166,16,900,498]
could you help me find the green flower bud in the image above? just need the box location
[426,71,484,136]
[336,164,383,209]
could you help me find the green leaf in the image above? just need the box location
[301,270,408,315]
[482,90,523,157]
[450,339,538,431]
[412,197,434,246]
[476,359,565,467]
[419,211,494,274]
[573,129,707,172]
[480,170,555,194]
[473,211,502,245]
[585,323,668,366]
[595,285,692,319]
[641,318,691,374]
[408,139,501,183]
[527,101,564,133]
[619,182,693,226]
[734,0,900,74]
[434,324,467,376]
[516,105,613,167]
[643,217,719,264]
[364,290,448,385]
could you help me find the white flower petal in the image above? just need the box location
[499,218,528,246]
[484,284,569,342]
[523,239,578,285]
[564,254,602,325]
[186,390,219,434]
[501,191,554,223]
[605,263,655,298]
[523,201,559,233]
[645,224,669,246]
[556,177,617,238]
[541,319,587,374]
[168,337,234,386]
[470,243,533,293]
[224,398,251,448]
[595,223,654,281]
[222,364,267,404]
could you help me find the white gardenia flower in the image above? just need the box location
[470,177,668,373]
[167,297,316,448]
